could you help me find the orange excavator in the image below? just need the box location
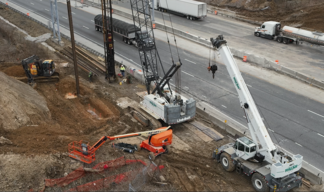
[69,126,172,164]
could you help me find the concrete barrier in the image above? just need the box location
[311,79,324,90]
[281,66,297,78]
[296,72,313,84]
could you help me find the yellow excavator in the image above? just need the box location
[21,55,59,86]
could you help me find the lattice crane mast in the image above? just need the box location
[128,0,196,125]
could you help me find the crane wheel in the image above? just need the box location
[149,152,156,161]
[220,153,235,172]
[251,173,269,192]
[136,144,141,151]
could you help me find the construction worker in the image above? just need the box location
[88,71,93,82]
[120,65,125,77]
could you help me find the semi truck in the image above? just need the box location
[151,0,207,20]
[210,35,303,192]
[255,21,324,45]
[94,14,154,48]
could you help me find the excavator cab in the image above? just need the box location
[41,60,55,76]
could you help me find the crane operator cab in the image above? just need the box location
[234,137,258,161]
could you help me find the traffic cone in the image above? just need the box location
[243,56,247,62]
[27,13,30,16]
[275,60,279,64]
[214,10,218,15]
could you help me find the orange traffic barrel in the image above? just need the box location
[152,23,156,29]
[243,56,247,62]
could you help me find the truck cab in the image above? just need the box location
[135,30,155,48]
[255,21,281,39]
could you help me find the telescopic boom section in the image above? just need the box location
[210,35,276,162]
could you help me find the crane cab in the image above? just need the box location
[234,137,257,160]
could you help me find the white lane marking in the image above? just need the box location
[185,59,196,64]
[268,128,274,133]
[317,133,324,138]
[308,110,324,118]
[30,2,34,5]
[182,71,194,77]
[91,20,94,22]
[221,105,227,108]
[295,142,303,147]
[247,84,252,87]
[62,16,67,19]
[72,12,75,14]
[45,9,49,11]
[83,26,89,29]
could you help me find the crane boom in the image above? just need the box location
[211,35,302,186]
[211,35,276,162]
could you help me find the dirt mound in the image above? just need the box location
[2,64,25,77]
[205,0,324,32]
[0,71,50,130]
[0,76,121,155]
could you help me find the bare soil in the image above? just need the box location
[202,0,324,32]
[0,3,313,192]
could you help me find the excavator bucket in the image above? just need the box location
[68,141,96,164]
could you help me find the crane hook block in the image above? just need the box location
[210,35,227,49]
[209,64,218,79]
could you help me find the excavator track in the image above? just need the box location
[15,72,60,83]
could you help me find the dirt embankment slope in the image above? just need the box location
[202,0,324,32]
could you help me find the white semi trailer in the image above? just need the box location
[255,21,324,45]
[152,0,207,20]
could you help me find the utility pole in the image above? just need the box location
[67,0,80,95]
[50,0,62,45]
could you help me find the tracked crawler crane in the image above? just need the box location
[129,0,196,125]
[210,35,303,192]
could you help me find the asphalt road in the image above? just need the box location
[9,0,324,172]
[116,0,324,81]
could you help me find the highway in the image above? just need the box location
[115,0,324,82]
[9,0,324,172]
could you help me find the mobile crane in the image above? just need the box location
[69,126,172,164]
[210,35,303,192]
[129,0,196,125]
